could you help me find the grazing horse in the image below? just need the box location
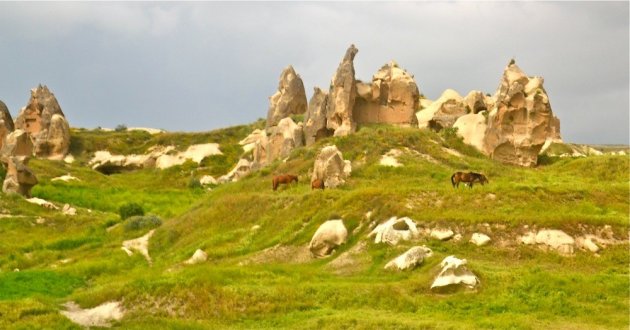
[311,178,325,190]
[272,174,298,191]
[451,171,488,188]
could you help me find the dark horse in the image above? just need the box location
[272,174,298,191]
[451,172,488,188]
[311,179,325,190]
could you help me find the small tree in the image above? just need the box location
[115,124,128,132]
[119,202,144,220]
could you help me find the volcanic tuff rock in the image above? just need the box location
[463,90,493,114]
[266,66,307,128]
[1,130,34,162]
[14,85,71,160]
[327,44,358,137]
[2,156,38,197]
[453,113,488,152]
[309,219,348,258]
[368,217,419,246]
[0,100,14,150]
[304,87,332,146]
[310,145,351,188]
[484,60,559,167]
[431,256,480,290]
[384,246,433,271]
[353,61,419,126]
[416,89,468,131]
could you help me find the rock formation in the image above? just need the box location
[2,156,38,197]
[431,255,480,290]
[14,85,71,160]
[353,61,419,126]
[184,249,208,265]
[239,129,266,153]
[416,89,468,131]
[484,60,558,167]
[309,219,348,258]
[368,217,419,246]
[384,246,433,271]
[310,145,351,188]
[0,100,14,150]
[266,66,307,128]
[327,45,358,137]
[252,117,304,168]
[1,130,34,161]
[520,229,575,255]
[430,228,454,241]
[121,229,155,265]
[453,113,487,152]
[463,90,493,114]
[469,233,491,246]
[217,158,252,183]
[303,87,332,146]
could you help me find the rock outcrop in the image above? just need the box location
[453,113,487,152]
[327,45,358,137]
[266,66,307,128]
[469,233,491,246]
[14,85,71,160]
[2,156,38,197]
[431,256,480,290]
[303,87,332,146]
[416,89,468,131]
[253,117,304,168]
[310,145,351,188]
[121,230,155,265]
[520,229,575,255]
[1,130,34,161]
[184,249,208,265]
[61,301,124,328]
[309,219,348,258]
[217,158,252,183]
[239,129,266,153]
[484,60,558,167]
[430,228,454,241]
[353,61,419,126]
[463,90,493,114]
[0,100,14,150]
[384,246,432,271]
[368,217,419,246]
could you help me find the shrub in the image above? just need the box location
[188,177,202,190]
[119,202,145,220]
[124,215,162,232]
[115,124,128,132]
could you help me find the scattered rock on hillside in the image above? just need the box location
[469,233,491,246]
[484,60,559,167]
[327,44,358,137]
[463,90,493,114]
[575,235,600,253]
[122,230,155,265]
[453,113,488,152]
[1,130,34,161]
[430,228,454,241]
[62,204,76,216]
[199,175,217,186]
[217,158,252,183]
[61,301,124,328]
[304,87,331,146]
[353,61,419,126]
[431,255,480,290]
[379,149,403,167]
[26,197,57,209]
[0,100,14,150]
[368,217,419,246]
[309,219,348,258]
[384,246,433,271]
[266,66,307,128]
[3,157,38,197]
[520,229,575,255]
[311,145,351,188]
[239,129,266,153]
[416,89,468,131]
[184,249,208,265]
[14,85,71,160]
[51,174,80,182]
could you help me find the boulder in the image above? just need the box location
[0,100,14,151]
[217,158,252,183]
[310,145,351,188]
[430,228,454,241]
[379,149,403,167]
[327,45,358,136]
[384,246,433,271]
[416,89,468,131]
[199,175,217,186]
[51,174,80,182]
[14,85,71,160]
[121,229,155,265]
[26,197,58,209]
[484,60,559,167]
[61,301,124,328]
[266,66,307,128]
[575,235,600,253]
[62,204,77,216]
[431,255,480,290]
[239,129,266,153]
[368,217,419,246]
[184,249,208,265]
[0,130,34,162]
[309,219,348,258]
[304,87,332,146]
[535,229,574,255]
[453,113,487,152]
[3,157,37,197]
[353,61,419,126]
[253,118,304,168]
[469,233,491,246]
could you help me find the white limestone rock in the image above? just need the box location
[384,246,433,271]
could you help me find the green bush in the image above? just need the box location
[119,202,145,220]
[188,177,202,190]
[124,215,162,232]
[115,124,128,132]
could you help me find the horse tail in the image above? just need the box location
[451,173,456,187]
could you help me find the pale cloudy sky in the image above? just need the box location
[0,2,627,144]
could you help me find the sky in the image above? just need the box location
[0,2,627,144]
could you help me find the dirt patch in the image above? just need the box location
[60,301,124,328]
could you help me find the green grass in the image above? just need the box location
[0,123,627,329]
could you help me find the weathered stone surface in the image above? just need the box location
[453,113,488,152]
[469,233,491,246]
[309,219,348,258]
[253,118,304,168]
[266,66,307,128]
[353,61,419,126]
[431,255,480,290]
[2,156,38,197]
[1,130,34,162]
[430,228,454,241]
[217,158,252,183]
[384,246,433,271]
[379,149,403,167]
[484,60,559,167]
[463,90,493,114]
[416,89,468,131]
[14,85,71,159]
[239,129,266,153]
[310,145,351,188]
[304,87,332,146]
[0,100,14,151]
[327,45,358,137]
[199,175,217,186]
[535,229,574,255]
[61,301,124,328]
[121,229,155,265]
[368,217,419,246]
[184,249,208,265]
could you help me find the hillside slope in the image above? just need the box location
[0,124,628,329]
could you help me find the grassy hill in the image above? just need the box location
[0,123,628,329]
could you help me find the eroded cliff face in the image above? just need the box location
[266,66,307,129]
[326,44,359,137]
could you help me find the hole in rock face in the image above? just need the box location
[392,221,409,231]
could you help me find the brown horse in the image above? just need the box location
[272,174,298,191]
[451,172,488,189]
[311,179,325,190]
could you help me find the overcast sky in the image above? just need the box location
[0,2,627,144]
